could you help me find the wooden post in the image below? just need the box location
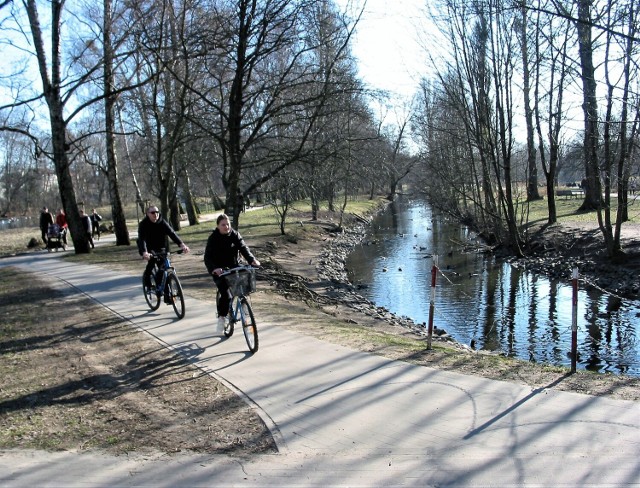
[427,256,438,350]
[571,268,579,373]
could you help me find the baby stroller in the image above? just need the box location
[47,223,67,252]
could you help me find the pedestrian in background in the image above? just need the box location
[79,209,95,249]
[91,209,102,239]
[39,207,54,245]
[55,208,68,245]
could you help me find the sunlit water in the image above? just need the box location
[345,198,640,376]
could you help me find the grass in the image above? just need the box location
[0,197,386,262]
[7,194,638,259]
[523,193,640,226]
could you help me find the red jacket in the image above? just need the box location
[55,213,68,228]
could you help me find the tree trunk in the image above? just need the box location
[104,0,130,246]
[182,168,199,226]
[519,3,540,202]
[118,104,145,217]
[26,0,89,253]
[576,0,602,211]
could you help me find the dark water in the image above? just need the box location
[345,198,640,376]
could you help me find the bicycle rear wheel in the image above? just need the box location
[143,273,161,310]
[240,297,258,353]
[166,273,185,319]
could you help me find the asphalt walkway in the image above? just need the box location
[0,249,639,487]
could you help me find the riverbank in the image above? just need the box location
[259,202,639,400]
[512,221,640,300]
[0,199,638,462]
[1,200,638,402]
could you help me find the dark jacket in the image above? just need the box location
[81,215,92,233]
[137,215,184,255]
[39,211,54,231]
[204,228,255,274]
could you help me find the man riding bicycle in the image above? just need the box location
[137,205,190,298]
[204,213,260,331]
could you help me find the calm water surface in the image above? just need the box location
[346,198,640,376]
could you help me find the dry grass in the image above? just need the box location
[0,266,275,454]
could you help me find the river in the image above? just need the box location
[345,198,640,376]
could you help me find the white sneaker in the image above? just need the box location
[217,316,226,333]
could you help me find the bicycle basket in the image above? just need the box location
[224,268,257,296]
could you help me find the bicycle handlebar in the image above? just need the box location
[218,265,259,277]
[150,248,184,258]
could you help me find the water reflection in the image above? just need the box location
[345,198,640,376]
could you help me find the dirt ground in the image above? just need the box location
[0,266,277,455]
[0,209,639,459]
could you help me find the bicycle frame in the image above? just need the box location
[153,254,173,295]
[143,249,186,320]
[228,294,246,324]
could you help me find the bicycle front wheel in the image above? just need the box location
[240,297,258,353]
[143,274,161,310]
[166,273,185,319]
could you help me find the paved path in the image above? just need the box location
[0,250,639,487]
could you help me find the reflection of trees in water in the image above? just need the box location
[584,288,603,373]
[346,198,639,375]
[527,275,539,362]
[581,290,637,375]
[547,282,563,364]
[503,266,520,357]
[481,260,501,351]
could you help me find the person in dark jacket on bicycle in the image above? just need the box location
[204,213,260,331]
[137,205,190,290]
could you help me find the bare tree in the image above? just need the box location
[120,0,201,229]
[380,106,416,201]
[598,0,640,257]
[22,0,90,253]
[574,0,603,211]
[103,0,130,245]
[186,0,360,229]
[533,0,572,224]
[517,1,541,202]
[422,0,524,254]
[0,129,40,215]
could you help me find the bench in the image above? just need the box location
[556,189,584,199]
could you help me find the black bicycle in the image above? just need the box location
[142,249,186,319]
[217,266,259,353]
